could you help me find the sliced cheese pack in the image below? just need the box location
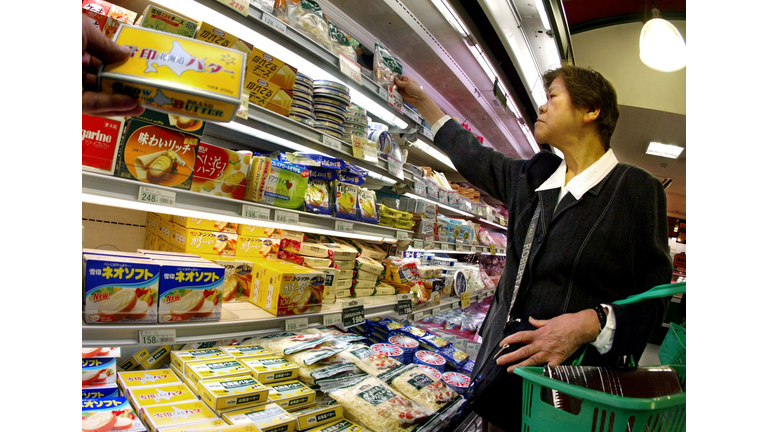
[198,374,270,413]
[264,380,317,411]
[241,356,300,384]
[223,403,297,432]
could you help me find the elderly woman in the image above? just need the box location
[395,64,672,431]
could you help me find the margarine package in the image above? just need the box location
[118,369,183,393]
[170,348,229,374]
[82,382,120,399]
[186,358,251,387]
[198,374,270,413]
[128,383,197,412]
[223,403,297,432]
[100,26,246,122]
[83,255,160,324]
[192,143,252,200]
[170,225,238,256]
[82,397,147,432]
[264,380,316,411]
[82,113,125,175]
[240,356,299,384]
[142,401,218,432]
[116,119,199,190]
[156,260,225,323]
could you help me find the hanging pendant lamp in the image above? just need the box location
[639,7,686,72]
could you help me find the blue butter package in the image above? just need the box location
[82,397,146,432]
[83,255,160,324]
[83,358,117,387]
[82,383,120,399]
[156,260,225,323]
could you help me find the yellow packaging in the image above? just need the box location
[186,358,251,387]
[173,216,238,233]
[146,212,160,234]
[170,348,229,375]
[171,363,200,397]
[195,22,253,54]
[170,224,238,256]
[306,419,367,432]
[240,356,299,384]
[236,235,280,259]
[221,344,273,359]
[198,255,255,302]
[189,425,260,432]
[158,218,173,243]
[138,5,198,37]
[264,380,316,411]
[138,345,174,370]
[199,374,270,412]
[118,368,182,393]
[292,402,343,430]
[128,383,197,412]
[144,230,156,250]
[223,403,297,432]
[258,262,326,316]
[100,26,246,122]
[245,47,298,91]
[157,419,230,432]
[244,76,293,116]
[237,225,303,242]
[119,348,150,371]
[143,401,218,432]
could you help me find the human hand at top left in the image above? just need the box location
[495,309,602,373]
[82,15,144,117]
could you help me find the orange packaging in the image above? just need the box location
[82,0,137,24]
[192,143,252,200]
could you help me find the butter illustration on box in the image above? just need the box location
[156,261,225,323]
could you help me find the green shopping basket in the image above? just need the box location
[658,322,686,366]
[514,282,687,432]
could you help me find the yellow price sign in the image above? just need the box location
[490,244,497,255]
[460,292,470,309]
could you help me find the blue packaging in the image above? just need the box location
[156,261,225,323]
[83,255,160,324]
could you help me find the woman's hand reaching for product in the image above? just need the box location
[393,75,445,128]
[495,310,602,373]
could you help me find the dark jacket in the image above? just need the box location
[432,119,673,373]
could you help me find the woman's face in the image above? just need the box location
[534,76,587,147]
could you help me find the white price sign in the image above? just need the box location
[138,186,176,207]
[322,134,343,152]
[396,231,411,241]
[404,109,420,124]
[275,210,299,225]
[323,313,342,327]
[285,317,309,332]
[378,85,388,99]
[218,0,248,16]
[339,53,363,86]
[451,302,460,310]
[413,240,424,250]
[242,205,271,221]
[387,85,404,113]
[261,12,286,33]
[139,329,176,345]
[470,246,478,253]
[455,240,464,251]
[335,220,354,233]
[387,159,404,179]
[412,310,425,321]
[441,243,452,251]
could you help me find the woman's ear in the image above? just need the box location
[583,108,600,124]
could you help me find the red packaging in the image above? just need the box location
[191,143,251,200]
[82,0,137,24]
[82,114,124,175]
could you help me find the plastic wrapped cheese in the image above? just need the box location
[379,363,458,412]
[337,343,403,377]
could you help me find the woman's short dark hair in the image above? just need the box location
[543,64,619,150]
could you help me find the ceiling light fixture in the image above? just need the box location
[646,142,684,159]
[532,0,552,31]
[430,0,470,38]
[409,138,457,171]
[639,3,686,72]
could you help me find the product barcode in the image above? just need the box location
[159,196,174,205]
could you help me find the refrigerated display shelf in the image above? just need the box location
[81,291,493,347]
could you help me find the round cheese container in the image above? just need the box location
[413,350,446,372]
[313,102,348,118]
[388,335,419,353]
[313,88,351,104]
[368,130,393,154]
[441,371,471,395]
[316,127,344,139]
[417,364,443,381]
[369,122,389,132]
[290,113,315,127]
[290,106,315,121]
[344,118,368,130]
[313,80,349,93]
[314,110,346,125]
[293,86,314,101]
[370,343,405,363]
[296,73,314,88]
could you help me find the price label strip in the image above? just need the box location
[396,231,411,241]
[138,186,176,207]
[285,317,308,332]
[335,220,354,233]
[378,85,388,100]
[341,299,365,328]
[460,292,471,309]
[323,313,342,327]
[412,240,424,250]
[441,243,452,251]
[242,204,271,221]
[490,244,497,255]
[218,0,248,16]
[421,127,433,141]
[139,329,176,345]
[455,240,464,252]
[351,135,378,163]
[387,84,404,113]
[339,53,363,86]
[396,293,412,316]
[275,210,300,225]
[322,134,343,152]
[260,12,287,33]
[387,159,404,180]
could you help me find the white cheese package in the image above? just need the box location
[378,363,459,412]
[336,343,403,378]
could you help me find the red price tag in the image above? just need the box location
[218,0,248,16]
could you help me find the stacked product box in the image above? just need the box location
[279,237,359,300]
[249,259,326,317]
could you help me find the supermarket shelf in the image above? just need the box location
[409,290,495,322]
[81,291,494,347]
[477,218,507,230]
[410,241,493,255]
[192,0,416,128]
[82,172,413,243]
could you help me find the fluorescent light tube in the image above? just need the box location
[533,0,552,31]
[430,0,470,38]
[403,192,474,217]
[222,121,333,157]
[410,139,457,171]
[646,142,684,159]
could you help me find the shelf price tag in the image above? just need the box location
[236,92,249,119]
[261,12,287,33]
[242,204,271,221]
[339,53,363,86]
[470,246,478,253]
[441,243,452,251]
[396,231,411,241]
[396,294,412,316]
[218,0,248,16]
[351,135,378,163]
[404,108,420,124]
[455,239,464,252]
[489,244,497,255]
[341,299,365,327]
[285,317,309,332]
[421,127,433,141]
[387,159,404,180]
[460,292,471,309]
[139,329,176,345]
[323,313,342,327]
[275,210,299,225]
[335,220,354,233]
[378,85,388,100]
[322,134,343,152]
[412,310,425,321]
[412,240,424,250]
[387,85,404,113]
[451,301,460,310]
[424,236,435,251]
[138,186,176,207]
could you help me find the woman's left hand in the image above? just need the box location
[495,309,601,373]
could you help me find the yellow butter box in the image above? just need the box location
[236,235,280,259]
[264,380,316,411]
[170,224,238,256]
[142,401,218,432]
[305,419,367,432]
[146,212,160,234]
[186,358,251,386]
[158,218,173,243]
[199,374,270,412]
[156,419,230,432]
[240,356,299,384]
[118,368,182,393]
[223,403,297,432]
[100,26,246,122]
[258,262,325,316]
[138,345,174,370]
[170,348,229,375]
[186,425,260,432]
[138,4,198,37]
[128,383,197,412]
[195,21,253,54]
[292,399,343,430]
[144,230,157,250]
[171,363,200,397]
[173,216,238,233]
[220,344,273,359]
[119,348,150,371]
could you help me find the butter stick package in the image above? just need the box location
[156,260,225,323]
[118,369,183,393]
[198,374,270,413]
[223,403,297,432]
[138,4,197,38]
[128,383,198,412]
[100,26,246,122]
[170,348,229,375]
[186,358,251,387]
[142,401,218,432]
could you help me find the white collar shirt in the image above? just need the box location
[535,149,619,204]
